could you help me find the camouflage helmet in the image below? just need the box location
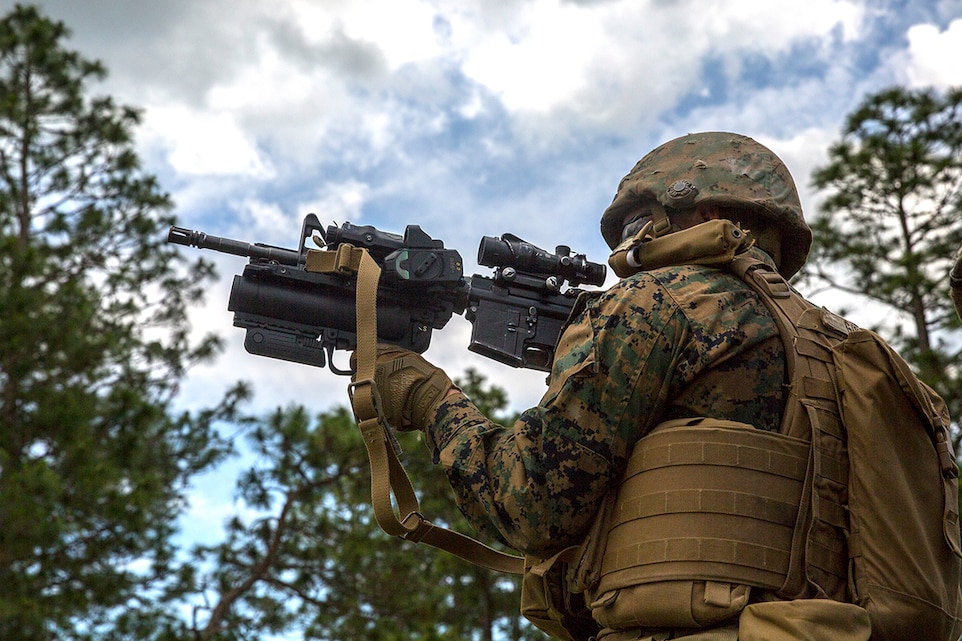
[600,132,812,278]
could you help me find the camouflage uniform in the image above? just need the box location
[369,132,827,639]
[424,246,785,556]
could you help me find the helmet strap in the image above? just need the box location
[747,226,783,272]
[650,200,672,238]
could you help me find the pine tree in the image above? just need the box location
[0,5,244,638]
[164,371,544,641]
[805,85,962,448]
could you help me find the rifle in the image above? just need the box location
[167,214,606,373]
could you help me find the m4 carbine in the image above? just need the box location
[168,214,606,374]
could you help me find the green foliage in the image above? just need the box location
[0,5,545,639]
[804,85,962,447]
[0,4,244,639]
[150,370,544,641]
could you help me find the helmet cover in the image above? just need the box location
[600,132,811,277]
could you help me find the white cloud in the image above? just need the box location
[189,181,372,249]
[317,0,442,69]
[459,0,605,113]
[360,111,399,154]
[233,200,292,241]
[68,0,878,181]
[697,0,864,47]
[306,180,373,226]
[901,19,962,88]
[142,106,275,178]
[454,0,865,127]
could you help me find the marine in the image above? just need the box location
[366,132,876,639]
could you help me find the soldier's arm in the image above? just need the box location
[424,277,683,556]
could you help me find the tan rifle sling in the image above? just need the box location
[305,243,524,575]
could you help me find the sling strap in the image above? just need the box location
[306,243,524,575]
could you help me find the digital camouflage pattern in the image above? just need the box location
[424,247,786,556]
[600,132,812,278]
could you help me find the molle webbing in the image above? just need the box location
[597,420,809,595]
[731,256,850,600]
[592,256,851,612]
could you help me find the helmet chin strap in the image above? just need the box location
[650,200,673,238]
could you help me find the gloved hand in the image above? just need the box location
[366,346,455,431]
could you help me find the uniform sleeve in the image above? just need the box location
[424,276,690,555]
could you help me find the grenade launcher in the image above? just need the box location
[167,214,606,374]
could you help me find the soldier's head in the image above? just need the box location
[600,132,812,278]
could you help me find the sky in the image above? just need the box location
[13,0,962,550]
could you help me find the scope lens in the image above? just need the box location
[477,236,515,267]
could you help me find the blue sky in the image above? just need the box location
[18,0,962,550]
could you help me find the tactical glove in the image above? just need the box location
[370,346,455,431]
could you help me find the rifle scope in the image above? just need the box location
[477,234,606,287]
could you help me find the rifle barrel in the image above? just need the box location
[168,226,302,266]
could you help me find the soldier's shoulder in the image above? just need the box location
[617,262,734,295]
